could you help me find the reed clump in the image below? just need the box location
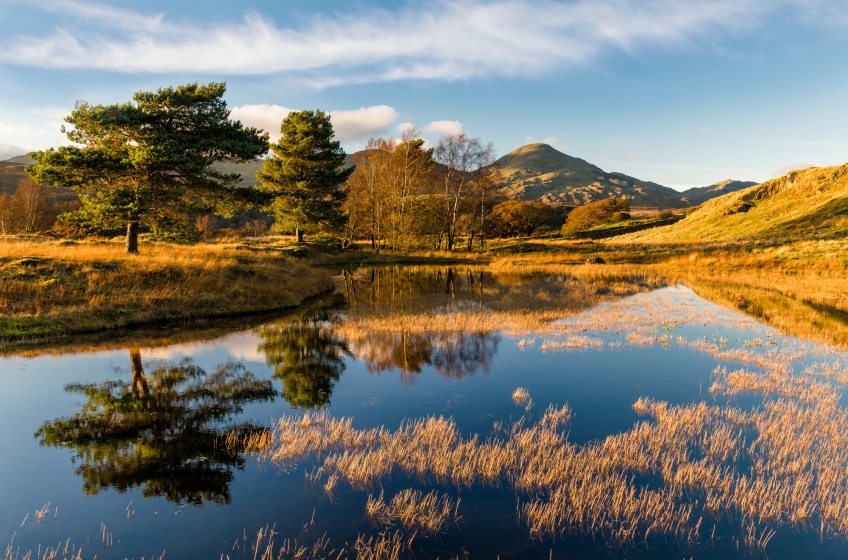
[366,489,460,535]
[244,351,848,550]
[239,523,414,560]
[246,400,702,546]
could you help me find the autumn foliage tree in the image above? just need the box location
[432,133,497,251]
[561,197,630,235]
[490,200,556,237]
[342,129,434,250]
[27,82,269,253]
[0,178,58,234]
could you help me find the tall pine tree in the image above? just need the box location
[258,110,353,243]
[27,82,269,254]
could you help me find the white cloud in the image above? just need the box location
[0,140,37,160]
[230,104,400,144]
[0,0,824,85]
[0,123,34,136]
[771,162,815,177]
[422,120,463,135]
[229,104,294,142]
[329,105,399,142]
[397,122,415,133]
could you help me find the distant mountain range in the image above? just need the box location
[1,146,755,208]
[493,143,755,207]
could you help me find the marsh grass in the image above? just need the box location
[0,238,333,339]
[366,489,460,535]
[236,522,415,560]
[242,344,848,552]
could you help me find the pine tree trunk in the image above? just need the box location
[130,348,149,397]
[125,221,140,254]
[296,227,305,243]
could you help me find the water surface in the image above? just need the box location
[1,267,846,559]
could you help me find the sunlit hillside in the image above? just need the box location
[628,164,848,242]
[494,143,686,207]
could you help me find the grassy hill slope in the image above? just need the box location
[679,179,757,205]
[495,143,687,207]
[629,165,848,242]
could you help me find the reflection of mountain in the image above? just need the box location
[35,349,276,506]
[258,311,351,409]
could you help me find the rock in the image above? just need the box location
[586,256,606,264]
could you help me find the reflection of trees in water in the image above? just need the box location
[35,349,276,506]
[258,311,351,409]
[349,331,500,382]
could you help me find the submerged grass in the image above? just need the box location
[242,336,848,552]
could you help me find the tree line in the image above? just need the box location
[22,81,601,254]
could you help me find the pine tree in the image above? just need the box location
[27,82,269,254]
[258,110,353,243]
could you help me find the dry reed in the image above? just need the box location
[366,489,460,534]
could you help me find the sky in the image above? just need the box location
[0,0,847,189]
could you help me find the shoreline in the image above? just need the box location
[1,235,845,348]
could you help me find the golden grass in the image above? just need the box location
[241,344,848,551]
[479,237,848,348]
[366,489,460,535]
[0,238,333,339]
[240,523,414,560]
[628,164,848,242]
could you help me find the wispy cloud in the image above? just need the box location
[0,0,830,86]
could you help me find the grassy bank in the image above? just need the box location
[0,237,334,340]
[2,230,846,346]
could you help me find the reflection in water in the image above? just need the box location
[258,311,351,409]
[35,349,276,506]
[350,331,500,381]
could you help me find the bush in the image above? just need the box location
[561,198,630,235]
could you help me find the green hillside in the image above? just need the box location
[494,143,687,207]
[629,164,848,242]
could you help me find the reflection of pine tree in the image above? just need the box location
[259,313,351,409]
[35,349,276,506]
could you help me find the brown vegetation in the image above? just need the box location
[366,489,460,534]
[0,238,332,339]
[561,197,630,235]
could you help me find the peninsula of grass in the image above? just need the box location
[0,237,335,340]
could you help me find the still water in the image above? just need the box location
[1,267,846,559]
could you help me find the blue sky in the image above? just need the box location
[1,0,847,189]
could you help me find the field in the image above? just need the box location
[0,237,333,340]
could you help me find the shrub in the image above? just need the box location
[561,198,630,235]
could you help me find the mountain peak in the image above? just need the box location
[494,143,682,206]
